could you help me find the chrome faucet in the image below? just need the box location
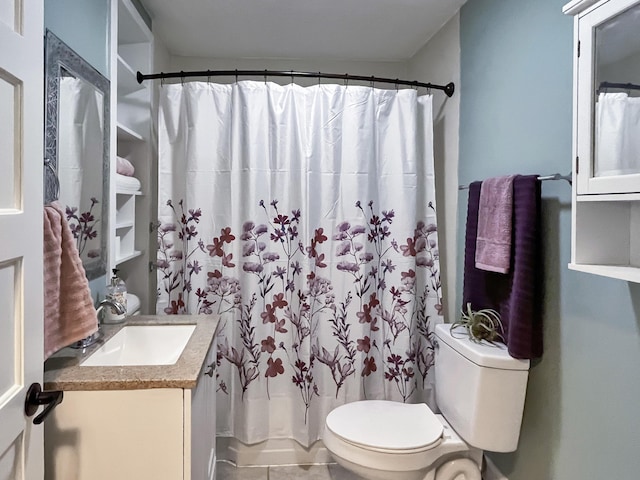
[96,298,127,320]
[70,298,126,349]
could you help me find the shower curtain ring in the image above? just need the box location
[290,70,294,84]
[395,79,399,91]
[370,76,375,88]
[318,72,321,86]
[160,73,165,86]
[235,69,238,83]
[264,69,267,84]
[180,71,185,85]
[344,74,349,87]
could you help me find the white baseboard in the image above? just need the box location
[217,437,332,467]
[483,455,508,480]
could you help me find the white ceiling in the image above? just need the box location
[141,0,466,61]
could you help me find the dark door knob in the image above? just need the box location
[24,383,63,425]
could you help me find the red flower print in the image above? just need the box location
[208,269,222,279]
[315,253,327,268]
[261,336,276,353]
[362,356,377,377]
[357,336,371,353]
[275,318,288,333]
[265,357,285,377]
[222,253,235,267]
[368,293,380,308]
[261,304,278,324]
[272,293,288,309]
[314,228,328,243]
[400,237,417,257]
[164,293,185,315]
[356,304,373,324]
[220,227,235,243]
[400,269,416,280]
[206,237,225,257]
[370,317,380,332]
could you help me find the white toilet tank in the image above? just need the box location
[434,323,530,453]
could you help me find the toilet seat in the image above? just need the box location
[325,400,443,453]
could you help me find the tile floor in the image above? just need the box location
[216,461,366,480]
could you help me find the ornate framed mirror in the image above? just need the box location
[44,30,110,280]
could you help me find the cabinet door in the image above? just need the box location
[576,0,640,194]
[45,389,184,480]
[187,343,217,480]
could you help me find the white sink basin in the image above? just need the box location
[82,325,196,366]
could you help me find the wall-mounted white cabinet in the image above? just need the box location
[565,0,640,282]
[110,0,154,311]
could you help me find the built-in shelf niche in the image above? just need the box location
[110,0,154,311]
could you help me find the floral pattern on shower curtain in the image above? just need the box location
[157,81,442,446]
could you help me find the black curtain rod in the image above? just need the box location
[136,69,455,97]
[598,81,640,92]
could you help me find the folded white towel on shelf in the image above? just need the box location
[115,173,141,193]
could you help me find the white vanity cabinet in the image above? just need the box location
[110,0,154,311]
[564,0,640,282]
[45,344,217,480]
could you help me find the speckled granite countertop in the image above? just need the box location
[44,315,219,391]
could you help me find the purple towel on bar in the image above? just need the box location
[475,175,515,273]
[462,176,543,359]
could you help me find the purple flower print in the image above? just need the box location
[159,196,441,422]
[262,252,280,262]
[336,241,351,256]
[243,262,264,273]
[336,261,359,272]
[65,197,100,256]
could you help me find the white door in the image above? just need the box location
[0,0,45,478]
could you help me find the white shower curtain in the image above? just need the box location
[595,92,640,177]
[157,81,442,446]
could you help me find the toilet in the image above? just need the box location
[323,323,530,480]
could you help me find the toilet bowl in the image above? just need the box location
[322,323,530,480]
[323,400,482,480]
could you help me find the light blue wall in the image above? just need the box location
[459,0,640,478]
[45,0,110,78]
[45,0,110,300]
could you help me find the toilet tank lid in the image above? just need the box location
[435,324,530,371]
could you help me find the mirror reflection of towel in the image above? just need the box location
[116,156,135,176]
[115,173,141,193]
[462,176,543,359]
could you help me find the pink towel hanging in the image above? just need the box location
[43,202,98,359]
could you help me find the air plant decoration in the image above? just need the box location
[450,302,504,344]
